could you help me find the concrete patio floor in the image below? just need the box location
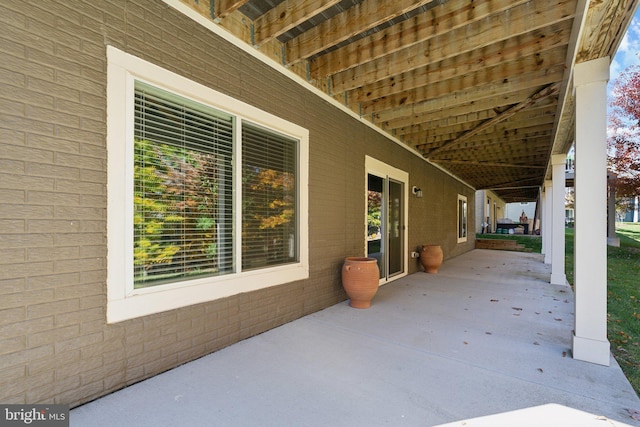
[70,250,640,426]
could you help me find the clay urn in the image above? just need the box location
[420,245,443,274]
[341,257,380,308]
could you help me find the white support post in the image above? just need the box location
[572,57,611,366]
[551,154,567,285]
[543,180,553,265]
[540,186,544,256]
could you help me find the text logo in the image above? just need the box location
[0,405,68,427]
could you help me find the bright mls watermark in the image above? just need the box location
[0,405,68,427]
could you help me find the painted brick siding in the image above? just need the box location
[0,0,475,406]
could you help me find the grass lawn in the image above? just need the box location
[478,224,640,394]
[605,223,640,394]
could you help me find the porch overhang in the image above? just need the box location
[168,0,638,203]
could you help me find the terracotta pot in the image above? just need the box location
[420,245,443,274]
[341,257,380,308]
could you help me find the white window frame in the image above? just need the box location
[457,194,468,243]
[106,46,309,323]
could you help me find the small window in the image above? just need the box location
[457,194,468,243]
[107,47,309,322]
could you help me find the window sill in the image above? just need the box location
[107,263,308,323]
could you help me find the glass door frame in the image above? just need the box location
[365,156,409,284]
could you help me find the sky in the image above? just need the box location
[609,6,640,87]
[606,7,640,165]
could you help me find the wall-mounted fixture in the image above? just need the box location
[412,186,423,198]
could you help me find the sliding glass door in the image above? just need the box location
[366,157,408,283]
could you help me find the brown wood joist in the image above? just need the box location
[328,2,574,95]
[178,0,636,202]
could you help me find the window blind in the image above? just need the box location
[133,81,234,288]
[241,122,298,270]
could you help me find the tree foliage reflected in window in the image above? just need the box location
[133,81,298,289]
[242,123,297,270]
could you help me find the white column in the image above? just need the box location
[543,180,552,264]
[572,57,611,366]
[540,185,546,255]
[550,154,567,285]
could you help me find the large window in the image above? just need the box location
[107,47,308,322]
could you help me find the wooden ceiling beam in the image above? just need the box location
[438,135,553,154]
[415,134,553,156]
[361,65,564,115]
[413,132,553,154]
[409,121,554,150]
[183,0,637,202]
[485,177,545,189]
[425,83,560,158]
[430,159,546,169]
[379,87,538,128]
[440,155,550,167]
[410,116,553,145]
[467,174,542,184]
[410,129,554,152]
[464,173,543,186]
[328,2,574,94]
[283,0,443,65]
[394,101,556,137]
[214,0,250,20]
[393,110,499,137]
[393,97,555,140]
[412,121,555,148]
[487,185,541,191]
[422,154,550,172]
[344,36,568,104]
[451,175,543,191]
[311,0,531,77]
[253,0,343,46]
[576,0,638,62]
[430,153,550,167]
[431,146,551,161]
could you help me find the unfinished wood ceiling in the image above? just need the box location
[177,0,637,202]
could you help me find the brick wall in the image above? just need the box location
[0,0,475,406]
